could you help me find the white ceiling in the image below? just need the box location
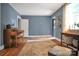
[10,3,64,16]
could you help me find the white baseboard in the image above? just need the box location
[48,37,61,41]
[27,38,51,42]
[28,35,52,37]
[0,45,4,50]
[27,36,61,42]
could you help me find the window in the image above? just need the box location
[64,3,79,31]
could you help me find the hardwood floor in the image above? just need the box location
[0,43,25,56]
[19,40,57,56]
[0,37,60,56]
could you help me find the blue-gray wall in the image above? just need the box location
[1,3,20,46]
[51,7,63,17]
[0,4,1,46]
[21,16,52,35]
[51,5,64,38]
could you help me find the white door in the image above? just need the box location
[20,19,29,37]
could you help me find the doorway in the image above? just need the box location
[20,19,29,37]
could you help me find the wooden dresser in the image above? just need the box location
[3,28,24,48]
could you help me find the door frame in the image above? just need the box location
[17,15,21,28]
[17,16,29,37]
[20,19,29,37]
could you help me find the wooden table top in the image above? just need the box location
[62,31,79,36]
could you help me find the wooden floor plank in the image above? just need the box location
[0,43,25,56]
[0,38,61,56]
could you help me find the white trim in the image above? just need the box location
[27,36,61,42]
[27,39,50,42]
[9,4,20,15]
[28,35,61,41]
[17,15,21,28]
[17,15,21,19]
[21,19,29,37]
[0,45,4,50]
[48,37,61,41]
[29,35,52,37]
[27,35,52,42]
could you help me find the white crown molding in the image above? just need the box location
[0,45,4,50]
[9,3,20,15]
